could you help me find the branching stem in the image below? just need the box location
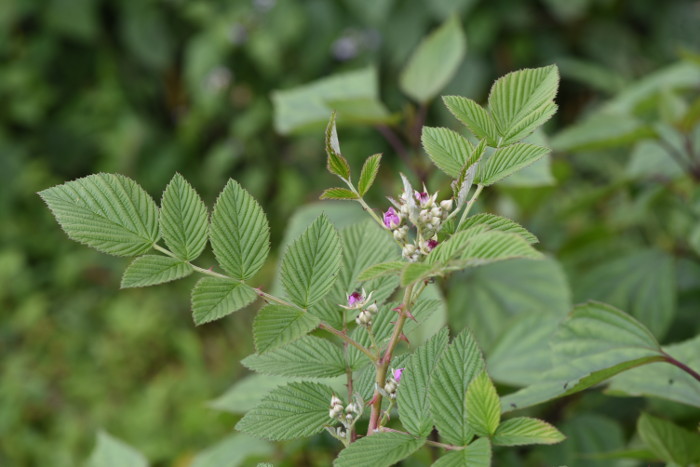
[456,184,484,230]
[379,428,465,451]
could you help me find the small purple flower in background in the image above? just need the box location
[426,239,438,252]
[393,368,404,382]
[383,207,401,229]
[348,291,363,307]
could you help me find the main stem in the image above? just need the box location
[367,283,415,434]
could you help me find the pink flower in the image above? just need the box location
[414,191,430,205]
[426,239,438,251]
[348,291,363,307]
[383,207,401,229]
[393,368,404,382]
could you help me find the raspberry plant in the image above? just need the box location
[40,65,700,466]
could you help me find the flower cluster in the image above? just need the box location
[327,394,364,443]
[383,367,404,399]
[384,178,453,262]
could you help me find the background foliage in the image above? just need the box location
[2,0,699,465]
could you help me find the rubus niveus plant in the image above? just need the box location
[39,65,700,466]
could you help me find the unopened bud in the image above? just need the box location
[366,303,378,314]
[440,200,453,212]
[431,206,441,217]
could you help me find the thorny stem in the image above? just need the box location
[379,428,465,451]
[456,184,484,230]
[368,283,416,434]
[154,243,377,363]
[663,352,700,382]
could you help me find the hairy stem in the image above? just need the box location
[663,352,700,382]
[320,322,377,362]
[379,428,464,451]
[342,309,357,442]
[368,283,415,434]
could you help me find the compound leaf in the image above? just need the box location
[39,173,159,257]
[242,336,346,378]
[476,144,550,186]
[191,277,257,325]
[421,127,473,177]
[121,255,192,288]
[253,304,320,353]
[160,173,208,261]
[210,179,270,281]
[465,371,501,437]
[281,214,341,308]
[493,417,565,446]
[334,432,425,467]
[358,153,382,196]
[432,438,491,467]
[235,382,334,440]
[443,96,499,146]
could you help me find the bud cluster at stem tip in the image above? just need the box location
[384,177,453,262]
[340,288,379,328]
[383,367,404,399]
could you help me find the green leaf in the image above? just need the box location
[39,173,159,257]
[191,277,257,325]
[443,96,499,146]
[358,153,382,196]
[398,329,450,437]
[488,65,559,144]
[190,433,273,467]
[320,188,358,200]
[242,336,346,378]
[637,412,700,465]
[334,432,425,467]
[432,438,491,467]
[235,382,334,440]
[121,255,192,288]
[574,249,676,339]
[453,231,542,267]
[476,144,550,186]
[607,335,700,408]
[428,226,490,264]
[281,214,341,308]
[447,257,570,352]
[457,213,538,244]
[272,67,386,134]
[421,127,473,177]
[87,431,148,467]
[253,304,320,353]
[160,173,208,261]
[493,417,565,446]
[210,374,301,415]
[324,112,351,180]
[210,179,270,281]
[501,302,665,413]
[357,261,405,282]
[465,371,500,436]
[400,16,466,103]
[430,329,485,445]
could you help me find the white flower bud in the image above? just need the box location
[331,395,342,406]
[403,244,416,255]
[440,199,453,212]
[431,206,441,217]
[366,303,378,314]
[431,216,441,226]
[346,403,358,414]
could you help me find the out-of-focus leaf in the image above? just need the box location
[400,16,466,103]
[625,140,686,180]
[637,413,700,465]
[190,433,273,467]
[86,431,148,467]
[551,113,654,152]
[334,432,425,467]
[273,67,385,134]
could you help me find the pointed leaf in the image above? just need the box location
[421,127,474,177]
[191,277,257,325]
[493,417,565,446]
[325,112,351,179]
[432,438,491,467]
[121,255,192,288]
[637,412,700,465]
[334,432,425,467]
[501,302,665,413]
[500,101,557,145]
[466,371,501,436]
[476,144,550,186]
[235,382,335,440]
[210,179,270,280]
[160,173,208,261]
[400,16,466,103]
[357,261,405,281]
[242,336,346,378]
[451,231,542,268]
[253,304,320,353]
[430,329,485,445]
[488,65,559,142]
[401,262,439,287]
[398,329,450,437]
[458,213,537,243]
[87,431,147,467]
[358,153,382,196]
[427,226,490,264]
[39,173,159,257]
[320,187,358,200]
[443,96,499,146]
[281,215,341,308]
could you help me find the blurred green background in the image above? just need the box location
[2,0,700,465]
